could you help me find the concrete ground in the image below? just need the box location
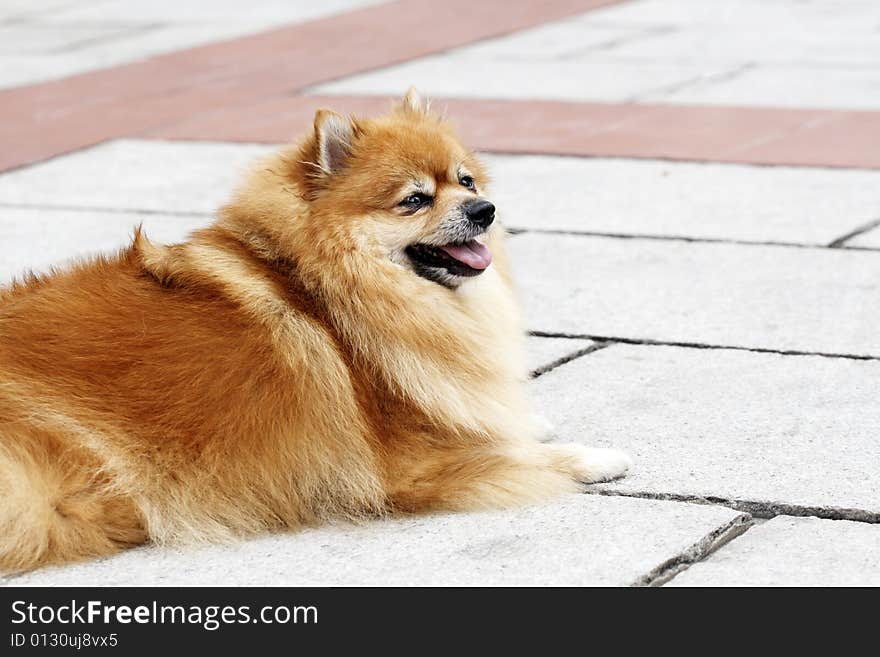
[1,0,878,586]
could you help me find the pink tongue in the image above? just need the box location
[439,240,492,270]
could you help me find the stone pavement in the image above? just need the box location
[1,0,878,586]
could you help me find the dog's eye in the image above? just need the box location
[459,175,476,191]
[400,193,432,208]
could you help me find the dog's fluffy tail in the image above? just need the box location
[0,436,145,573]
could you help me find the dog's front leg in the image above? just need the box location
[385,441,631,513]
[534,442,632,485]
[525,413,556,442]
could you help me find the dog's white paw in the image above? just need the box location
[555,444,633,484]
[528,413,557,442]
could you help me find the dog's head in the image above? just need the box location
[292,89,495,289]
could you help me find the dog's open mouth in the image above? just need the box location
[405,239,492,285]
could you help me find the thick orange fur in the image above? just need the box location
[0,90,629,573]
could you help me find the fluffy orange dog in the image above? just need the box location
[0,90,630,572]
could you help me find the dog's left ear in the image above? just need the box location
[314,109,356,175]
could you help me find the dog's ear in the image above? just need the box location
[314,109,356,175]
[401,86,428,115]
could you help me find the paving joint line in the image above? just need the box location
[529,340,612,379]
[45,24,154,56]
[627,62,757,104]
[509,227,880,253]
[827,216,880,248]
[588,488,880,524]
[528,330,880,362]
[629,512,754,587]
[555,24,676,60]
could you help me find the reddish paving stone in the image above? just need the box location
[148,95,880,170]
[734,111,880,170]
[0,0,624,172]
[149,95,395,143]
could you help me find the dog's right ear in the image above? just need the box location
[314,109,356,175]
[399,86,429,115]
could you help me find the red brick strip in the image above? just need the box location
[0,0,626,173]
[148,95,880,170]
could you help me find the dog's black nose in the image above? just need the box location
[464,199,495,228]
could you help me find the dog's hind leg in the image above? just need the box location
[0,427,146,574]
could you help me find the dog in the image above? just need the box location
[0,89,630,572]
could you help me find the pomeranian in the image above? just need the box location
[0,89,630,572]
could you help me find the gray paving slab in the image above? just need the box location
[41,0,383,24]
[460,17,658,60]
[0,140,274,214]
[4,494,747,586]
[0,0,80,21]
[0,25,137,55]
[525,336,595,376]
[0,55,99,90]
[487,155,880,245]
[667,516,880,586]
[531,344,880,518]
[312,53,732,103]
[846,226,880,249]
[594,0,880,65]
[647,65,880,110]
[586,0,880,33]
[605,21,880,68]
[0,207,212,285]
[509,232,880,357]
